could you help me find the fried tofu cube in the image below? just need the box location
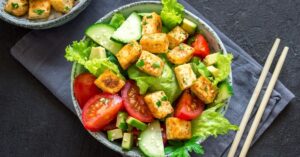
[142,12,162,35]
[166,117,192,140]
[167,26,189,49]
[174,64,196,90]
[28,0,51,20]
[94,70,125,94]
[140,33,169,53]
[50,0,74,13]
[136,51,164,77]
[167,43,194,64]
[144,91,174,119]
[116,41,142,70]
[191,76,218,104]
[4,0,28,17]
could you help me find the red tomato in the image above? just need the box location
[102,120,117,131]
[191,34,210,58]
[174,90,205,120]
[82,94,123,132]
[121,81,154,122]
[74,73,101,109]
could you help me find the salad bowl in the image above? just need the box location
[70,1,231,156]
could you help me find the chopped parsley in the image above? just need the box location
[136,60,145,68]
[64,6,70,12]
[156,101,162,107]
[11,3,19,9]
[161,96,168,101]
[33,9,45,15]
[147,15,153,19]
[151,62,160,68]
[179,44,184,50]
[143,21,148,25]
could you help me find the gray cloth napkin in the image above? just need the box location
[10,0,294,156]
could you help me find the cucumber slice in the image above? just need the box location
[85,23,123,54]
[107,129,123,141]
[126,117,147,131]
[111,12,142,43]
[181,18,197,34]
[122,132,134,150]
[116,112,128,131]
[215,81,233,103]
[207,65,220,78]
[138,121,164,157]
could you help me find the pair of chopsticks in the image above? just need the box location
[228,38,289,157]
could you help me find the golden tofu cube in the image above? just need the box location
[28,0,51,20]
[50,0,74,13]
[167,43,194,64]
[140,33,169,53]
[166,117,192,140]
[136,51,164,77]
[94,70,125,94]
[116,41,142,69]
[142,12,162,35]
[167,26,189,49]
[191,76,218,104]
[144,91,174,119]
[174,64,196,90]
[4,0,28,17]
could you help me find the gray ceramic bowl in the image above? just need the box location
[0,0,91,29]
[71,1,231,156]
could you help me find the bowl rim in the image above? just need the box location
[0,0,91,29]
[70,1,231,156]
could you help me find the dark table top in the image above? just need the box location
[0,0,299,156]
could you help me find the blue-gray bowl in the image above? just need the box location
[0,0,91,29]
[71,1,231,156]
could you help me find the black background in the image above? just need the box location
[0,0,299,156]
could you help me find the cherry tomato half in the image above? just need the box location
[74,73,101,109]
[174,90,205,121]
[121,81,154,122]
[82,93,123,132]
[191,34,210,59]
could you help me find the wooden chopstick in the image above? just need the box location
[239,46,289,157]
[227,38,281,157]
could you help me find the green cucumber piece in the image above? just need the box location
[215,81,233,103]
[111,12,142,43]
[122,132,134,150]
[126,117,147,131]
[116,112,128,130]
[203,53,220,66]
[85,23,123,54]
[180,18,197,34]
[107,129,123,141]
[89,46,106,60]
[207,65,220,78]
[138,121,164,157]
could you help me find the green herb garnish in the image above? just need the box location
[161,96,168,101]
[156,101,162,107]
[143,21,148,25]
[151,62,160,68]
[64,6,70,12]
[147,15,153,19]
[11,3,19,9]
[136,60,145,68]
[165,137,204,157]
[179,44,184,50]
[33,9,45,15]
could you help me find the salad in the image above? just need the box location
[65,0,238,156]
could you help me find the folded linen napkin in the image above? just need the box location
[10,0,294,156]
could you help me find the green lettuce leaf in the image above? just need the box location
[127,56,182,103]
[191,103,238,138]
[213,53,233,85]
[109,13,125,29]
[65,39,123,77]
[161,0,184,29]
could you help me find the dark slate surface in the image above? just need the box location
[0,0,299,157]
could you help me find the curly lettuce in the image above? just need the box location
[191,103,238,138]
[128,56,182,103]
[213,53,233,84]
[161,0,184,29]
[65,39,122,77]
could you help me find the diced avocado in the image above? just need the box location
[207,65,220,78]
[116,112,128,131]
[191,57,212,77]
[126,117,147,131]
[107,129,123,141]
[89,46,106,60]
[122,132,134,150]
[180,18,197,34]
[138,121,164,157]
[215,81,233,103]
[203,53,220,66]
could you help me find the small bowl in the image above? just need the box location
[0,0,91,29]
[71,1,230,156]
